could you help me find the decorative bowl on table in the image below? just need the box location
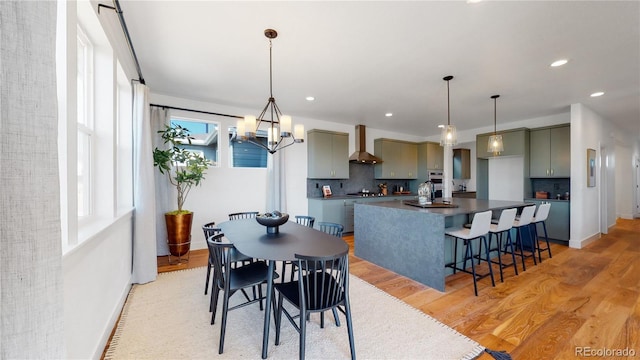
[256,211,289,234]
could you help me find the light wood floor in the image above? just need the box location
[155,218,640,358]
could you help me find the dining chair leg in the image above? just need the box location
[219,289,231,354]
[344,300,356,360]
[205,263,211,295]
[210,287,220,324]
[275,292,284,346]
[299,308,307,360]
[332,308,341,327]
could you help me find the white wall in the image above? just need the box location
[488,157,525,201]
[63,213,133,359]
[615,144,634,219]
[569,103,623,248]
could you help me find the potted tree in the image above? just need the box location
[153,124,211,258]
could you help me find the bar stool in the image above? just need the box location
[531,202,552,262]
[478,208,518,282]
[512,205,537,271]
[445,210,494,296]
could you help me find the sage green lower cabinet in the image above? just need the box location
[525,199,570,241]
[309,196,410,233]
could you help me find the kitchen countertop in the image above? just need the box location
[524,197,570,202]
[358,197,532,216]
[308,193,417,200]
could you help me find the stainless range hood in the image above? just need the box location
[349,125,383,164]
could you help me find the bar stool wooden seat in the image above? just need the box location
[445,210,495,296]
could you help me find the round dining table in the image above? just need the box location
[219,218,349,359]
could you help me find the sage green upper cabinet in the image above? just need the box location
[417,141,443,180]
[453,148,471,179]
[426,142,444,170]
[307,129,349,179]
[477,128,529,159]
[374,138,417,179]
[530,125,570,177]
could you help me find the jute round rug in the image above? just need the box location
[105,267,484,359]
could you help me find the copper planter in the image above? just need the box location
[165,212,193,256]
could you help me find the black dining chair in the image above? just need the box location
[274,250,355,360]
[295,215,315,228]
[202,222,255,313]
[228,211,259,220]
[318,222,344,238]
[207,233,278,354]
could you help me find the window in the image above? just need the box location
[229,128,268,168]
[76,26,93,218]
[57,0,134,252]
[170,117,219,167]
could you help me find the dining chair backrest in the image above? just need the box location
[294,249,350,311]
[202,221,222,241]
[516,205,536,227]
[295,215,315,228]
[468,210,492,238]
[534,203,551,222]
[228,212,259,220]
[493,208,518,232]
[318,222,344,238]
[206,233,234,289]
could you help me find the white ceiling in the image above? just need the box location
[118,1,640,138]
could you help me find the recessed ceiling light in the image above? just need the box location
[590,91,605,97]
[437,124,445,129]
[305,96,315,101]
[467,0,482,3]
[550,59,568,67]
[385,113,393,117]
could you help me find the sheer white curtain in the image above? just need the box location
[267,150,287,212]
[151,106,174,256]
[0,2,64,357]
[132,84,158,283]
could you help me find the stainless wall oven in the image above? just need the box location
[428,171,443,198]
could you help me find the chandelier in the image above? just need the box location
[236,29,304,154]
[439,75,457,146]
[487,94,504,155]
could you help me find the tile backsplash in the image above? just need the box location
[530,178,570,199]
[306,163,417,197]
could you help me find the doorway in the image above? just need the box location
[600,147,608,234]
[635,156,640,218]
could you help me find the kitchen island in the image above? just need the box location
[354,198,532,291]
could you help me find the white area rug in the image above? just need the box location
[105,267,484,359]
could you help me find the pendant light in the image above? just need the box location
[487,94,504,155]
[237,29,304,154]
[440,75,457,146]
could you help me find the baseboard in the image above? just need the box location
[617,214,634,220]
[94,275,133,360]
[569,232,600,249]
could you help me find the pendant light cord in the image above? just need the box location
[447,80,451,126]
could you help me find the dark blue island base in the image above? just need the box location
[354,198,533,292]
